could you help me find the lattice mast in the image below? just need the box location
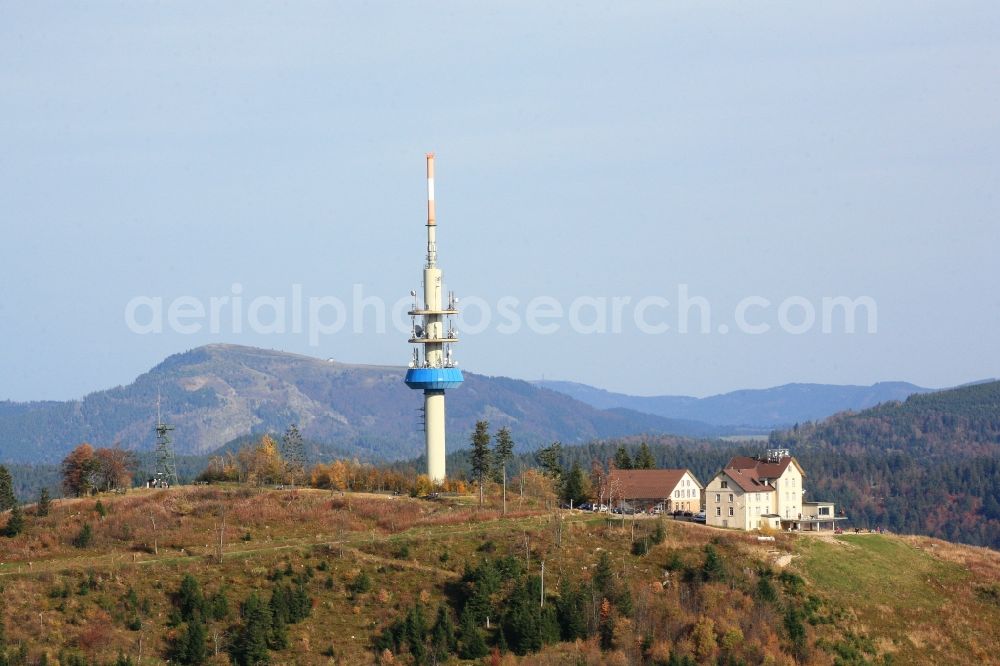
[154,392,179,487]
[404,153,463,483]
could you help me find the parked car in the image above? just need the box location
[692,512,707,524]
[578,502,593,511]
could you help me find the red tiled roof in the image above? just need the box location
[608,469,699,500]
[726,455,805,480]
[719,468,775,493]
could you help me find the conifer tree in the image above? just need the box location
[458,607,488,659]
[177,575,205,622]
[635,442,656,469]
[431,605,457,661]
[72,523,93,548]
[173,615,207,665]
[613,446,633,470]
[593,551,613,597]
[555,578,587,641]
[280,424,306,485]
[702,544,725,582]
[0,467,15,511]
[493,427,515,515]
[404,603,427,664]
[470,420,492,508]
[3,504,24,537]
[3,503,23,538]
[534,442,564,480]
[36,488,51,517]
[561,461,589,506]
[229,593,272,666]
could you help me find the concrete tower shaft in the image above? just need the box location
[404,153,463,484]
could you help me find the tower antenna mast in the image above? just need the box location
[154,389,179,488]
[404,153,463,483]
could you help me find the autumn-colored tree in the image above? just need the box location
[691,616,718,661]
[237,435,286,486]
[599,597,614,650]
[62,443,99,497]
[94,446,137,491]
[590,459,607,508]
[200,454,239,483]
[413,475,435,496]
[517,469,557,503]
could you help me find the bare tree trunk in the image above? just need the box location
[502,467,507,516]
[217,505,226,564]
[149,515,158,555]
[540,559,545,607]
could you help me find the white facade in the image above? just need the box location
[704,456,806,531]
[774,464,803,520]
[666,470,703,512]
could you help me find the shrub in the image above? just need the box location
[651,519,666,545]
[72,524,94,548]
[702,544,724,582]
[350,570,373,595]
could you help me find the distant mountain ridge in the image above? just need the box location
[534,379,937,428]
[0,344,737,464]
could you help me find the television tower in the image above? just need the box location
[404,153,463,484]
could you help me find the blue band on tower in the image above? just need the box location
[404,367,464,390]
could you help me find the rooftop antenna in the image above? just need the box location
[154,389,179,487]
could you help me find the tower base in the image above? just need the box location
[425,389,446,484]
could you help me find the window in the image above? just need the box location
[715,493,720,502]
[819,507,830,516]
[716,507,721,516]
[729,494,734,503]
[721,480,728,489]
[674,490,679,498]
[729,507,734,517]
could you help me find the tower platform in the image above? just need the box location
[404,367,464,390]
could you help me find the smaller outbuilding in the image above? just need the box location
[607,469,703,513]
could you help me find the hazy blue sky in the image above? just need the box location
[2,2,998,400]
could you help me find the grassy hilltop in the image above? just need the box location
[1,487,998,665]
